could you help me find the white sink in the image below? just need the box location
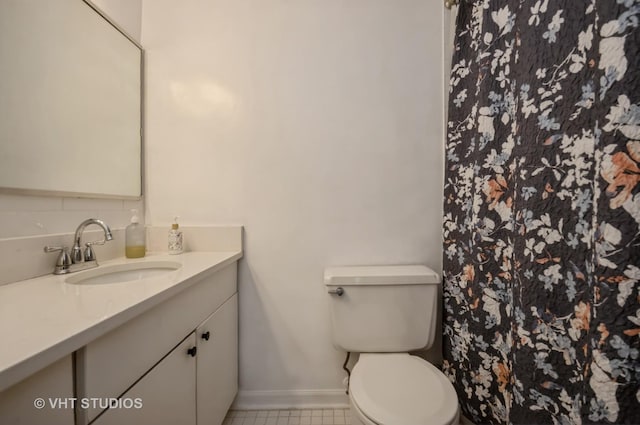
[66,261,182,285]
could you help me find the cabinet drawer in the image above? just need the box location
[77,263,236,423]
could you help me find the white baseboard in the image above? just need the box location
[232,389,349,410]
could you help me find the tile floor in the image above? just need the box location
[223,409,351,425]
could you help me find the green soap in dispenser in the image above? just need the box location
[125,209,146,258]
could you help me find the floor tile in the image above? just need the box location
[227,408,352,425]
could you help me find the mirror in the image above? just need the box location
[0,0,142,198]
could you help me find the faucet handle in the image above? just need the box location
[83,240,104,262]
[44,246,73,269]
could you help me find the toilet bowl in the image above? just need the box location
[348,354,459,425]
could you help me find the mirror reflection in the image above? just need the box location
[0,0,142,198]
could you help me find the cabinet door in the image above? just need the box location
[92,334,197,425]
[196,294,238,425]
[0,356,74,425]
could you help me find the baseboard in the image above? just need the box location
[232,389,349,410]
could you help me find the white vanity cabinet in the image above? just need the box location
[0,356,74,425]
[76,263,238,425]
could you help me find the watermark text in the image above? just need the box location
[34,397,143,410]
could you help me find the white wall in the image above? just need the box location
[142,0,444,402]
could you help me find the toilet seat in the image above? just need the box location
[349,353,459,425]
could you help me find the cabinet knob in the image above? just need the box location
[187,346,197,357]
[201,331,211,341]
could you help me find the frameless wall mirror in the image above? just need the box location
[0,0,142,199]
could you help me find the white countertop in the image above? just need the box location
[0,251,242,392]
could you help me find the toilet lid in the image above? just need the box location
[350,354,458,425]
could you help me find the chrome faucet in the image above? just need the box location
[44,218,113,275]
[71,218,113,262]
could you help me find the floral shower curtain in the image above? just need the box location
[442,1,639,424]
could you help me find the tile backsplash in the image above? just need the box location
[146,226,243,253]
[0,229,127,286]
[0,193,143,239]
[0,193,143,285]
[0,208,243,285]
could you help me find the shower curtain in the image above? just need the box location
[442,1,639,424]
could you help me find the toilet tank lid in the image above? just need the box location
[324,265,439,286]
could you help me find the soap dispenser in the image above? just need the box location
[168,216,183,255]
[125,209,146,258]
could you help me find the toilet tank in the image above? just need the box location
[324,265,440,353]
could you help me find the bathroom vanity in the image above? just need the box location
[0,250,242,425]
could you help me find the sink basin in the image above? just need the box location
[66,261,182,285]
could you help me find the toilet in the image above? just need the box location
[324,265,459,425]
